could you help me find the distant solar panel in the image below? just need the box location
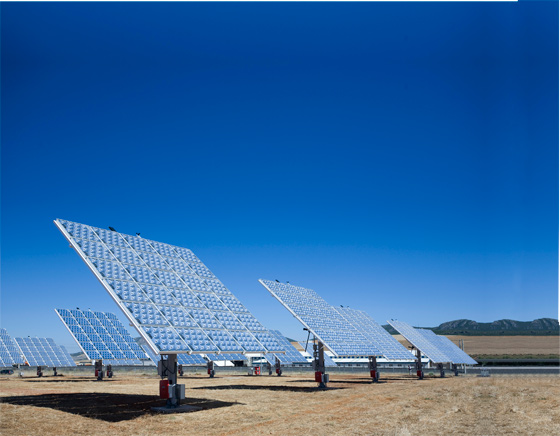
[334,307,414,361]
[0,328,24,367]
[54,219,282,356]
[265,330,308,364]
[415,329,477,365]
[386,320,450,364]
[56,308,149,365]
[298,342,337,367]
[260,280,380,357]
[15,337,76,367]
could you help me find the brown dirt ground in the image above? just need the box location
[393,335,560,356]
[1,372,559,436]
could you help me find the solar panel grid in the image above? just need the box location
[0,328,24,367]
[334,307,414,361]
[387,320,451,363]
[56,308,147,366]
[15,337,76,367]
[260,280,380,357]
[56,219,282,355]
[415,329,477,365]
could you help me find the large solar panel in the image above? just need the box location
[298,342,337,367]
[15,337,76,367]
[386,320,450,364]
[415,329,477,365]
[260,280,380,357]
[55,219,282,356]
[334,307,414,361]
[264,330,308,364]
[56,308,150,365]
[0,328,24,367]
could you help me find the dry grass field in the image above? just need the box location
[1,372,559,436]
[394,335,560,356]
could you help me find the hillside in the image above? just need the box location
[383,318,559,336]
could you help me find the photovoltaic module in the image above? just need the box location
[55,219,282,357]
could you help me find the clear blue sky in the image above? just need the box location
[1,2,558,353]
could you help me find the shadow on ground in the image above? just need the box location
[0,393,239,422]
[194,384,343,392]
[24,377,117,383]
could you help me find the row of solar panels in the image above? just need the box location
[52,219,477,367]
[261,280,477,365]
[0,328,75,367]
[1,320,330,368]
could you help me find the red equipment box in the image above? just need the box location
[159,380,170,399]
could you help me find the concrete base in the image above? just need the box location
[151,404,202,414]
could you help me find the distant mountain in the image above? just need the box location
[383,318,559,336]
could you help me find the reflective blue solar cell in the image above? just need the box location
[334,308,414,361]
[56,308,150,365]
[14,337,76,367]
[387,320,453,364]
[55,219,282,355]
[259,280,380,357]
[415,328,477,365]
[0,328,24,367]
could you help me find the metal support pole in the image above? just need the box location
[368,356,379,383]
[207,360,215,378]
[157,354,184,408]
[313,340,328,388]
[95,359,103,381]
[415,349,423,380]
[437,362,445,378]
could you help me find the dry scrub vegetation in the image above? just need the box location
[1,372,559,436]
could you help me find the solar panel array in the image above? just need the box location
[298,342,337,367]
[264,330,308,364]
[0,328,24,367]
[56,308,149,365]
[260,280,380,357]
[334,307,414,361]
[15,337,76,367]
[415,329,477,365]
[386,320,451,364]
[55,219,282,356]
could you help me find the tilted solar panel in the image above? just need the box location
[334,307,414,361]
[415,329,477,365]
[386,320,450,364]
[56,308,149,365]
[55,219,282,356]
[14,337,76,367]
[0,328,24,367]
[259,280,380,357]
